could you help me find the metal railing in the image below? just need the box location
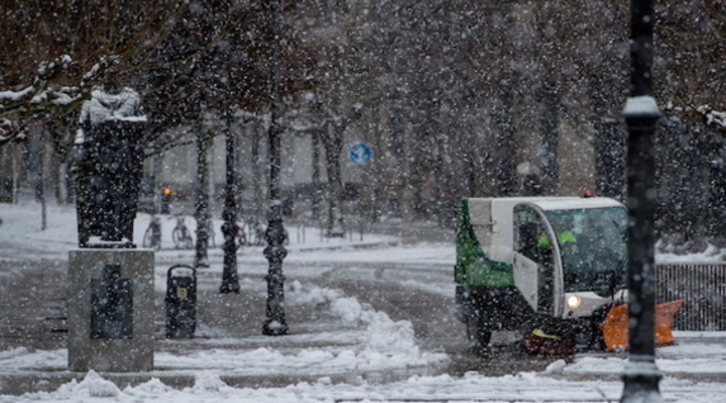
[656,263,726,331]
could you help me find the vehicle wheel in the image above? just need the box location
[522,327,576,355]
[466,314,492,348]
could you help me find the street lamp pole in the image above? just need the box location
[621,0,663,402]
[262,0,288,336]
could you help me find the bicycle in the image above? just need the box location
[171,216,194,250]
[241,216,266,246]
[142,215,162,250]
[207,219,216,249]
[235,223,247,250]
[240,216,289,246]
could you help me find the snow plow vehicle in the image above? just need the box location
[454,196,683,354]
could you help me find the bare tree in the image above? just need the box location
[657,0,726,133]
[0,1,190,123]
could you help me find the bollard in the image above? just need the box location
[165,264,197,339]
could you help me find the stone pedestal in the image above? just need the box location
[68,249,154,372]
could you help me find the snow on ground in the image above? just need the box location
[2,202,726,402]
[657,242,726,263]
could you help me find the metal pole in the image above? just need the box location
[220,111,241,294]
[262,0,288,336]
[621,0,663,402]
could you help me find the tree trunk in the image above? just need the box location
[595,120,626,200]
[194,129,211,268]
[320,123,345,237]
[311,130,321,221]
[371,103,385,223]
[493,75,517,197]
[539,80,559,195]
[34,134,47,230]
[153,153,164,214]
[251,120,264,217]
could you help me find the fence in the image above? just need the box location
[656,263,726,331]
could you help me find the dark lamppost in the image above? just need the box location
[262,0,288,336]
[220,111,241,294]
[621,1,663,402]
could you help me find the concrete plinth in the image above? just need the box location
[68,249,154,372]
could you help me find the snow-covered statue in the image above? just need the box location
[73,86,147,247]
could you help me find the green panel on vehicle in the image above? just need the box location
[454,199,513,287]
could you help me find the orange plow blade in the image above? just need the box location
[601,299,685,351]
[655,299,685,345]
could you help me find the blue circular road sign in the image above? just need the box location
[349,142,372,165]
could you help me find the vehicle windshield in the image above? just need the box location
[544,207,627,295]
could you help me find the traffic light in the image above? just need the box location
[161,187,173,214]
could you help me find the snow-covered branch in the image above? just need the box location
[0,55,113,119]
[697,105,726,131]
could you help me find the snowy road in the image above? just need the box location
[2,204,726,401]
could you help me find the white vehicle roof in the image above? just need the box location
[523,197,625,211]
[464,197,625,265]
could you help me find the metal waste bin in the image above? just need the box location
[165,264,196,339]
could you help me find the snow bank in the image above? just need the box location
[42,371,121,399]
[285,280,448,370]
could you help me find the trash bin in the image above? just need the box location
[165,264,196,339]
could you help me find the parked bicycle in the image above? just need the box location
[142,215,162,250]
[238,216,289,247]
[171,216,194,250]
[235,223,247,250]
[240,216,266,246]
[207,219,216,249]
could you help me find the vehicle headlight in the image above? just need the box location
[567,295,582,309]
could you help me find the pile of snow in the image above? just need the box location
[286,280,447,370]
[54,371,122,399]
[657,241,725,263]
[697,105,726,130]
[14,366,726,403]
